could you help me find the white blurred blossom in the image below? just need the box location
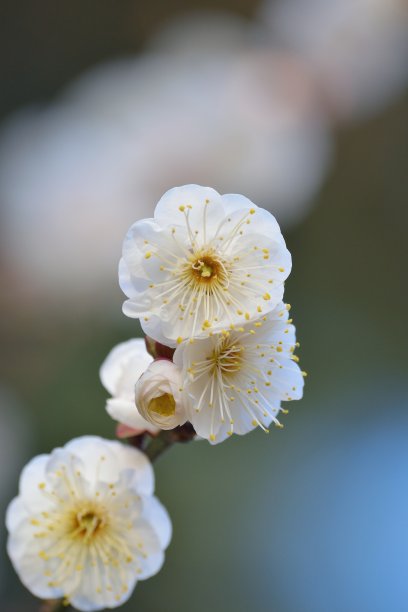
[0,104,142,306]
[6,436,171,611]
[216,48,331,218]
[260,0,408,120]
[0,11,332,309]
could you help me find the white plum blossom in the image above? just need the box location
[174,302,304,444]
[100,338,158,435]
[120,184,291,346]
[6,436,171,611]
[135,360,187,430]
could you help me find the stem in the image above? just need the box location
[143,430,175,462]
[144,423,196,462]
[40,599,70,612]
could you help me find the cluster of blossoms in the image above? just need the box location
[114,184,304,443]
[6,184,304,610]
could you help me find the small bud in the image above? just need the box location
[135,360,187,430]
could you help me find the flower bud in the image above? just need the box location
[135,360,187,430]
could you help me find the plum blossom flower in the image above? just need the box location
[135,360,187,430]
[119,184,291,346]
[100,338,158,435]
[174,302,304,444]
[6,436,171,611]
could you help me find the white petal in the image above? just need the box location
[129,519,165,580]
[119,260,152,316]
[100,338,151,396]
[154,184,225,242]
[118,257,149,302]
[69,565,137,612]
[269,358,304,400]
[63,436,121,484]
[5,497,29,532]
[68,590,106,612]
[7,521,62,601]
[173,335,210,368]
[141,313,177,348]
[18,454,53,511]
[141,495,172,549]
[106,398,159,433]
[62,436,155,495]
[187,403,223,442]
[129,218,186,281]
[107,440,155,496]
[221,192,286,239]
[213,410,257,444]
[121,221,154,288]
[122,297,151,319]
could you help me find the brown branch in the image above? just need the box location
[40,599,70,612]
[143,423,196,462]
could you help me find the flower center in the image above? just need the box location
[212,341,243,376]
[71,507,106,543]
[185,249,230,292]
[192,257,215,279]
[148,393,176,417]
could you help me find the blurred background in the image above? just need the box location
[0,0,407,610]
